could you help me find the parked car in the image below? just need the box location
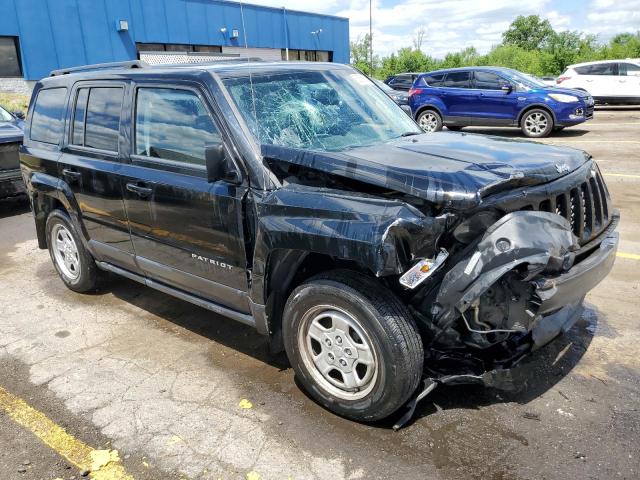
[0,105,25,198]
[21,60,618,424]
[409,66,594,137]
[384,72,419,91]
[373,78,410,113]
[557,59,640,105]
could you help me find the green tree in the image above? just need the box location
[502,15,555,50]
[350,34,378,76]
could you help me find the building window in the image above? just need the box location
[137,43,222,55]
[281,49,332,62]
[0,37,22,77]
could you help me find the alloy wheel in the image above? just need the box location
[51,224,81,281]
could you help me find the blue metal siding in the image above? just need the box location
[0,0,349,80]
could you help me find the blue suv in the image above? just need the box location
[409,67,594,137]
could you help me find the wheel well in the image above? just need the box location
[518,105,555,126]
[414,105,443,120]
[264,251,369,352]
[34,195,66,249]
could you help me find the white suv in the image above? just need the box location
[557,59,640,105]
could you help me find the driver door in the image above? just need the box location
[121,83,251,313]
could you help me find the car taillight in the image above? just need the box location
[556,76,571,84]
[408,87,424,96]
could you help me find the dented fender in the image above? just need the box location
[432,211,580,329]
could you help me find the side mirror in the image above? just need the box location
[12,111,25,120]
[500,83,513,93]
[205,144,240,184]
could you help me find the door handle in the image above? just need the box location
[126,183,153,198]
[62,168,82,183]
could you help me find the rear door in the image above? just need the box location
[471,71,518,124]
[618,62,640,99]
[58,82,138,271]
[439,71,477,120]
[121,82,251,313]
[576,63,618,98]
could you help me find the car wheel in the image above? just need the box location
[447,126,463,131]
[282,270,424,421]
[521,109,554,138]
[46,209,102,293]
[417,110,443,133]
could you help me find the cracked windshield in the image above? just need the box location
[222,68,420,152]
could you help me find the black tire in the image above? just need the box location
[554,126,566,131]
[416,109,443,132]
[447,125,463,131]
[46,209,101,293]
[282,269,424,421]
[520,108,554,138]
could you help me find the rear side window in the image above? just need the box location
[442,71,471,88]
[422,73,445,87]
[473,71,504,90]
[134,88,221,167]
[620,63,640,76]
[575,63,617,75]
[30,88,68,144]
[84,88,123,152]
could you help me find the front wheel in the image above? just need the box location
[417,110,443,132]
[521,109,554,138]
[283,270,424,422]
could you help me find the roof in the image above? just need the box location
[419,66,517,75]
[43,60,351,83]
[568,59,640,68]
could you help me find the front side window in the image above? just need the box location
[135,88,221,167]
[222,68,421,152]
[72,87,123,152]
[442,71,471,88]
[30,88,68,144]
[473,71,505,90]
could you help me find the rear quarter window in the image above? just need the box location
[30,88,68,144]
[421,73,445,87]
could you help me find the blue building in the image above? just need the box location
[0,0,349,92]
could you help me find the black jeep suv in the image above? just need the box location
[20,60,618,423]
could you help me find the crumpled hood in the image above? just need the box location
[0,122,24,144]
[262,132,591,209]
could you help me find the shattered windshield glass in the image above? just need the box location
[221,68,421,152]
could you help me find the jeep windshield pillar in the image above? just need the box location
[20,60,618,425]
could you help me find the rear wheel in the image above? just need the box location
[46,210,102,293]
[283,270,424,421]
[521,109,554,138]
[417,109,443,132]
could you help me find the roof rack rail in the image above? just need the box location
[50,60,149,77]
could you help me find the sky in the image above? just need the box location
[247,0,640,58]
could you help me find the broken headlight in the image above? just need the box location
[452,210,501,244]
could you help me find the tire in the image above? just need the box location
[416,109,443,132]
[521,109,554,138]
[46,209,101,293]
[282,270,424,421]
[447,126,463,131]
[554,126,566,131]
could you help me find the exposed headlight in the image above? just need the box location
[548,93,579,103]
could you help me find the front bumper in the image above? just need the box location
[427,210,618,388]
[555,101,595,126]
[0,169,25,198]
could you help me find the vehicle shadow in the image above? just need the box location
[381,305,603,429]
[106,275,290,370]
[102,274,602,429]
[0,194,30,220]
[457,127,590,139]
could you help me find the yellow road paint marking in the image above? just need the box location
[0,385,133,480]
[617,252,640,261]
[604,173,640,179]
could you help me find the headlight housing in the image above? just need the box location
[548,93,579,103]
